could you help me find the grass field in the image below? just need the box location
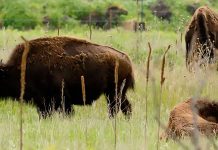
[1,27,218,150]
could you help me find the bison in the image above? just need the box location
[185,6,218,70]
[81,5,128,29]
[150,0,172,21]
[0,36,134,119]
[161,98,218,140]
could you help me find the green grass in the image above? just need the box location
[1,27,218,150]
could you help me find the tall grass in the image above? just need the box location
[1,27,218,149]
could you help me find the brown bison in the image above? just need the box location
[185,6,218,70]
[0,37,134,118]
[150,0,172,21]
[81,5,128,29]
[161,98,218,140]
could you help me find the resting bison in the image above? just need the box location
[161,98,218,140]
[185,6,218,70]
[0,37,134,118]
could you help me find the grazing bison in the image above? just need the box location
[150,0,172,21]
[161,98,218,140]
[0,37,134,118]
[185,6,218,70]
[81,5,128,29]
[186,3,200,15]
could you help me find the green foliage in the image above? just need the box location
[1,0,218,30]
[2,1,39,29]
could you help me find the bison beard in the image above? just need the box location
[0,37,134,119]
[185,6,218,70]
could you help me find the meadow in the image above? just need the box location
[0,25,218,150]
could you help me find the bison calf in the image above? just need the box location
[0,37,134,118]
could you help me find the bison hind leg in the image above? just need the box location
[121,96,132,119]
[105,92,120,118]
[37,106,52,119]
[105,91,132,119]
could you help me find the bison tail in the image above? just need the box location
[126,71,135,90]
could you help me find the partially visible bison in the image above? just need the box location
[185,6,218,70]
[0,37,134,118]
[186,3,200,15]
[122,20,146,32]
[81,5,128,29]
[150,0,172,21]
[161,98,218,140]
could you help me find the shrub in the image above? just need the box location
[2,1,38,29]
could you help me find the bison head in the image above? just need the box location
[106,6,128,19]
[0,65,20,98]
[185,6,218,70]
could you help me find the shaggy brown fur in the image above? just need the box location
[185,6,218,69]
[162,98,218,140]
[0,36,134,118]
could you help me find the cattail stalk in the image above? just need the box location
[114,60,119,150]
[81,76,86,105]
[157,45,170,150]
[20,36,30,150]
[144,42,152,150]
[146,42,152,122]
[81,76,87,145]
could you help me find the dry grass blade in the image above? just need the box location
[20,36,30,150]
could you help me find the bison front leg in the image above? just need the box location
[36,105,52,119]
